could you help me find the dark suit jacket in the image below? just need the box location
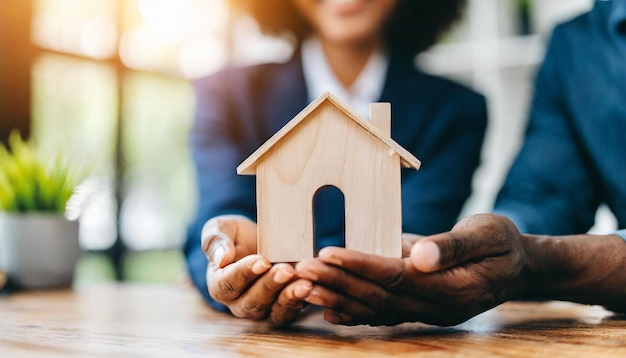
[185,54,487,309]
[496,1,626,236]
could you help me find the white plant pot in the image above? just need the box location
[0,213,80,289]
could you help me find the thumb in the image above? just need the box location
[201,217,238,268]
[204,233,236,269]
[410,214,515,273]
[409,239,442,273]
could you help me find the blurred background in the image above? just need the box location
[1,0,610,285]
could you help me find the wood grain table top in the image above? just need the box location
[1,284,625,357]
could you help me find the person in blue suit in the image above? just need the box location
[292,0,626,327]
[185,0,487,324]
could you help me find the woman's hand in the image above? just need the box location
[202,215,312,324]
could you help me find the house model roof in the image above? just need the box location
[237,91,421,175]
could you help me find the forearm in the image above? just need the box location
[519,233,626,312]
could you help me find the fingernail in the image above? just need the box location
[339,313,353,322]
[273,269,293,284]
[318,247,332,258]
[413,241,440,270]
[211,245,227,265]
[251,260,271,275]
[319,251,342,266]
[297,269,318,281]
[325,310,342,324]
[293,284,312,299]
[295,262,319,281]
[306,294,324,306]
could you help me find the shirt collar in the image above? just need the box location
[301,36,389,119]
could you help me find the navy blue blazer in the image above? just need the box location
[185,54,487,309]
[495,1,626,237]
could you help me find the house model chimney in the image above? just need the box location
[370,102,391,136]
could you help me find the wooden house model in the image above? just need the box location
[237,92,421,262]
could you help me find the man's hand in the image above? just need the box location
[295,214,529,326]
[202,215,312,324]
[402,233,423,257]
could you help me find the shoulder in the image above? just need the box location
[537,6,611,88]
[554,9,593,32]
[548,6,609,51]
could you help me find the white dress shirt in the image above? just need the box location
[300,37,389,119]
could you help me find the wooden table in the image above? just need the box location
[1,284,625,357]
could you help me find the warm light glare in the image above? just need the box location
[178,37,227,79]
[80,16,118,59]
[31,0,118,59]
[231,16,294,67]
[121,0,230,77]
[137,0,195,45]
[119,28,178,73]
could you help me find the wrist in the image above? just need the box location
[507,231,626,311]
[513,233,553,301]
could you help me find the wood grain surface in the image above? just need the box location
[1,284,625,357]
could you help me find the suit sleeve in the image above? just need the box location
[494,27,600,234]
[402,91,487,235]
[184,75,257,311]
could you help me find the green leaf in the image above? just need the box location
[0,130,83,214]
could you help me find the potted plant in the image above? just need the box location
[0,131,81,289]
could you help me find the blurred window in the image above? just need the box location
[30,0,237,282]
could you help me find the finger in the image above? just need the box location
[207,255,271,302]
[201,215,257,267]
[312,247,407,289]
[310,249,477,308]
[202,220,236,268]
[205,233,236,269]
[303,284,377,318]
[324,309,354,325]
[298,259,441,326]
[303,285,417,326]
[269,279,313,325]
[230,263,296,320]
[296,258,402,309]
[220,217,257,261]
[204,214,254,240]
[323,310,406,327]
[402,233,424,257]
[411,214,516,272]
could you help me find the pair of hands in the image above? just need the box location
[202,214,529,326]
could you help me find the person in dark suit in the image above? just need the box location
[185,0,487,324]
